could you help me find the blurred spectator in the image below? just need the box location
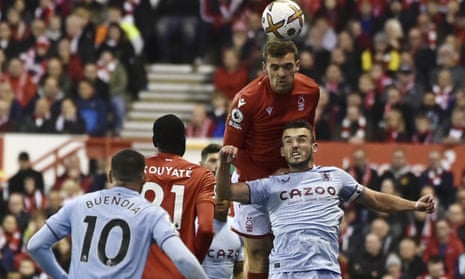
[369,217,399,256]
[361,32,400,74]
[431,68,456,114]
[73,6,96,49]
[298,48,320,83]
[379,149,420,201]
[18,97,55,133]
[394,64,424,111]
[4,58,37,111]
[348,232,386,279]
[227,20,258,71]
[97,22,146,101]
[2,214,21,254]
[419,150,455,208]
[21,176,46,213]
[438,108,465,145]
[59,179,84,204]
[17,257,42,278]
[383,253,402,279]
[45,14,63,45]
[369,63,393,95]
[39,57,73,97]
[34,0,58,25]
[65,14,95,64]
[429,43,465,90]
[81,62,110,101]
[23,18,47,52]
[52,237,71,272]
[35,76,64,118]
[0,99,17,132]
[53,98,86,135]
[21,36,52,84]
[7,152,44,194]
[446,203,465,246]
[322,63,350,114]
[347,147,380,189]
[406,26,436,89]
[6,6,31,46]
[418,255,450,279]
[96,49,128,136]
[0,226,14,277]
[153,0,199,63]
[6,193,30,234]
[0,21,23,59]
[375,108,410,142]
[21,210,46,247]
[398,237,427,278]
[423,218,464,278]
[418,90,446,132]
[44,189,62,218]
[411,113,435,144]
[314,87,337,140]
[186,103,215,137]
[213,47,249,100]
[208,92,228,138]
[378,85,415,135]
[53,154,92,193]
[335,104,371,143]
[56,38,84,83]
[74,79,108,137]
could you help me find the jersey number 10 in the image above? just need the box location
[141,182,185,230]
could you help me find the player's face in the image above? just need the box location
[280,127,317,170]
[214,198,230,221]
[263,53,300,95]
[202,153,220,174]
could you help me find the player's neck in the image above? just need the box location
[288,163,314,173]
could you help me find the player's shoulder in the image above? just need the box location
[293,73,320,94]
[313,165,345,174]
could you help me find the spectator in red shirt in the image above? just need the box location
[213,47,249,100]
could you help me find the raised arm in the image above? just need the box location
[356,187,436,213]
[216,145,251,204]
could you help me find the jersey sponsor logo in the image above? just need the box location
[266,106,273,115]
[279,186,337,201]
[298,95,305,111]
[207,248,240,259]
[321,172,331,181]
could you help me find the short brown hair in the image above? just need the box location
[262,39,298,61]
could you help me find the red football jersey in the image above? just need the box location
[142,153,215,279]
[223,72,320,181]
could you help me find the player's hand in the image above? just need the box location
[415,194,437,214]
[219,145,237,164]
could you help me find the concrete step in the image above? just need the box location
[138,91,212,102]
[147,82,214,93]
[121,130,153,138]
[127,111,191,121]
[148,72,211,83]
[146,64,215,75]
[131,102,197,112]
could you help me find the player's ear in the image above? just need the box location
[311,143,318,153]
[262,61,266,73]
[280,145,285,158]
[295,59,300,72]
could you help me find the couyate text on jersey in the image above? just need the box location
[145,165,193,178]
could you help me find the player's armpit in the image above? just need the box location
[194,201,215,262]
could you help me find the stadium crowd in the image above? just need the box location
[0,0,464,278]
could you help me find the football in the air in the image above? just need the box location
[261,0,305,40]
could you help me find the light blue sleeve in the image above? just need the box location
[335,168,365,203]
[246,177,270,205]
[44,200,73,239]
[27,224,68,279]
[151,208,179,247]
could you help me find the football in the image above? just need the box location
[261,0,305,40]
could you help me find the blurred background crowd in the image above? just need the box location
[0,0,465,278]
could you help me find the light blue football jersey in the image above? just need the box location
[247,166,364,275]
[202,217,243,279]
[45,186,178,279]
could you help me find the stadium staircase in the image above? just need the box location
[120,63,216,155]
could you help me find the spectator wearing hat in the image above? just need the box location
[394,64,425,111]
[7,151,44,194]
[21,36,52,85]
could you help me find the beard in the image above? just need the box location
[288,153,312,170]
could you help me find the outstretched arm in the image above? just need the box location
[27,225,68,279]
[356,187,436,213]
[216,145,251,203]
[162,236,208,279]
